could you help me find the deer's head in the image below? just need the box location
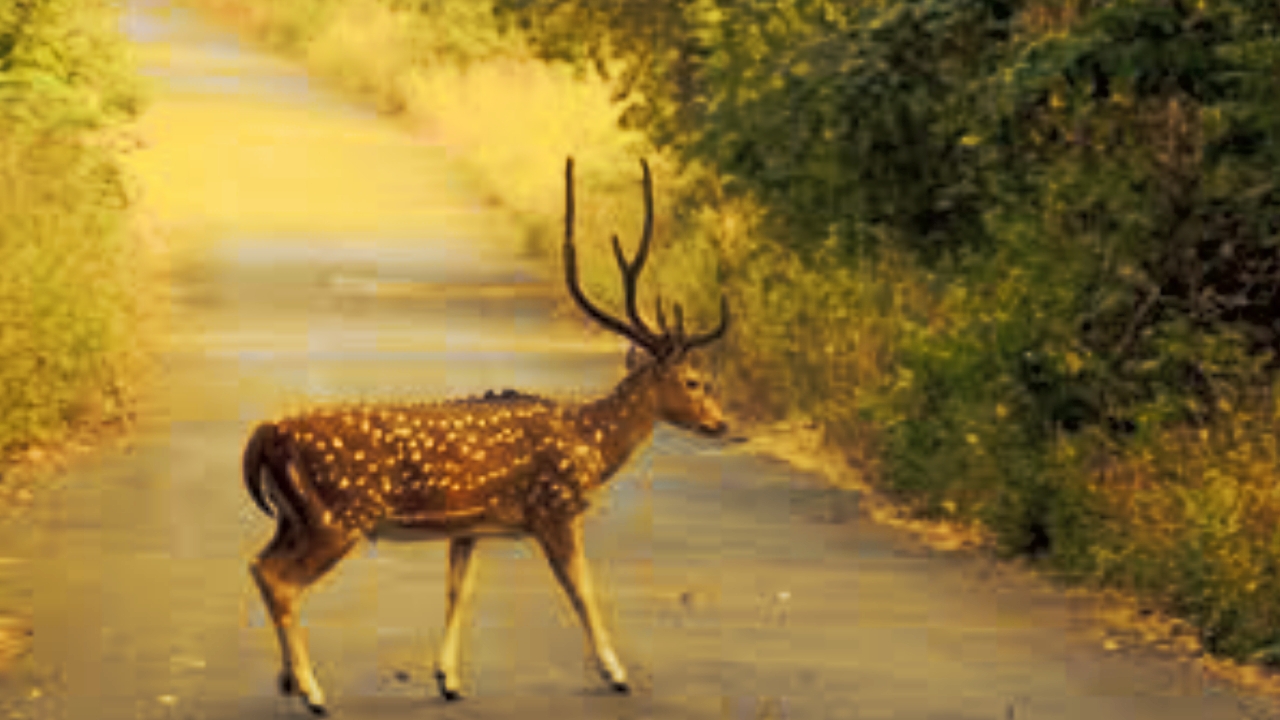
[565,158,730,438]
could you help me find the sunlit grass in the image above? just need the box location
[1078,403,1280,662]
[0,131,152,453]
[0,0,154,456]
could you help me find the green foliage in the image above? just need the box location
[494,0,1015,261]
[0,0,145,130]
[0,0,148,452]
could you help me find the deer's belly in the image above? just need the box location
[367,519,527,543]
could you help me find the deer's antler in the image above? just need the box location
[563,156,730,359]
[564,158,660,351]
[686,296,730,350]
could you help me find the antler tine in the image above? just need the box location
[610,234,628,273]
[672,303,685,344]
[633,158,656,288]
[564,157,654,349]
[685,296,732,350]
[654,294,668,333]
[610,233,652,342]
[607,159,661,344]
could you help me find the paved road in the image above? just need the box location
[0,2,1273,719]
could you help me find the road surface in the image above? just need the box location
[0,1,1272,719]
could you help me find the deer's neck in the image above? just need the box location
[569,367,660,485]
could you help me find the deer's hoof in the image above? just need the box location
[600,669,630,694]
[434,670,463,702]
[280,671,326,715]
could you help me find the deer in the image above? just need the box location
[241,156,731,716]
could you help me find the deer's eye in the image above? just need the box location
[685,379,700,390]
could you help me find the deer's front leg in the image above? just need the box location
[434,536,478,701]
[537,518,629,693]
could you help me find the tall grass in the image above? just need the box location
[0,0,153,456]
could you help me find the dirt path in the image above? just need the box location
[0,1,1272,718]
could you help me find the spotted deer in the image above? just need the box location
[242,157,730,716]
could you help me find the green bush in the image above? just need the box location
[0,0,148,453]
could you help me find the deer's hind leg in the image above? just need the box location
[251,515,356,717]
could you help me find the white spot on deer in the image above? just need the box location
[368,463,378,473]
[317,440,328,451]
[354,450,365,461]
[333,437,344,449]
[411,451,422,462]
[339,477,351,489]
[594,429,603,443]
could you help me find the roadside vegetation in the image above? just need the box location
[0,0,153,464]
[179,0,1280,677]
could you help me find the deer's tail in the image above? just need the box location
[242,423,281,518]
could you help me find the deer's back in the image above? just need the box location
[271,397,592,534]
